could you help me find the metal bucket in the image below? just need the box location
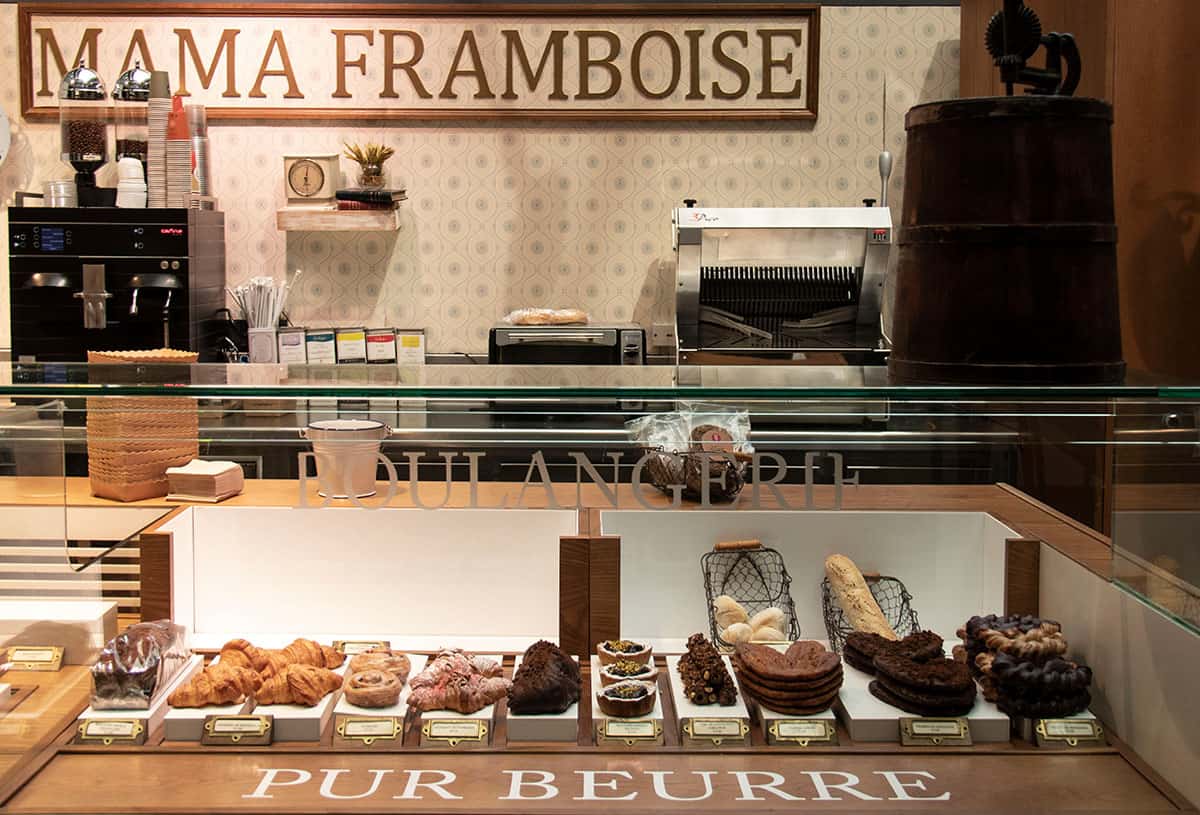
[301,419,391,498]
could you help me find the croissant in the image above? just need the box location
[254,638,345,678]
[254,663,343,706]
[216,638,272,674]
[168,661,262,708]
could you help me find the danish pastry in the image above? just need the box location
[343,669,403,708]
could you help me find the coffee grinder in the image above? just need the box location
[59,60,114,207]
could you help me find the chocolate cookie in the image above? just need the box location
[733,656,842,691]
[869,680,975,717]
[734,666,844,702]
[735,641,840,681]
[875,674,978,712]
[751,691,841,716]
[997,689,1091,719]
[844,630,944,675]
[873,653,974,693]
[842,648,878,675]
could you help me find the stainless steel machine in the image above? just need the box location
[672,205,894,363]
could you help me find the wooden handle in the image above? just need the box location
[715,539,762,551]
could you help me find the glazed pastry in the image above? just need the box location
[343,669,403,708]
[824,554,897,640]
[254,663,343,706]
[596,680,657,718]
[713,595,750,630]
[749,607,785,634]
[348,650,412,684]
[407,649,512,714]
[678,633,737,706]
[597,639,652,666]
[168,656,262,708]
[508,641,581,715]
[721,623,754,644]
[599,659,659,686]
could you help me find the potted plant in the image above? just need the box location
[343,141,395,190]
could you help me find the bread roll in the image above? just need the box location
[824,554,897,640]
[751,626,788,642]
[749,607,785,634]
[713,595,749,630]
[721,623,754,643]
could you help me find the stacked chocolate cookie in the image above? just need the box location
[956,614,1092,718]
[733,641,843,715]
[843,630,944,674]
[869,652,977,716]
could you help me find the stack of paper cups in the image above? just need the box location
[166,94,191,208]
[186,104,211,200]
[147,71,169,208]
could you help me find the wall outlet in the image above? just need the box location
[651,322,677,348]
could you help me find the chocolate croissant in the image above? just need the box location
[254,663,343,706]
[168,661,262,708]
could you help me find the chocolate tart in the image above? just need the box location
[595,680,657,718]
[599,659,659,686]
[597,639,652,666]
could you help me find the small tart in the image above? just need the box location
[597,639,652,666]
[599,659,659,686]
[595,680,657,718]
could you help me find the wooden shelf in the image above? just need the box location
[275,207,400,232]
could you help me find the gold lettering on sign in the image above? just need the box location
[36,27,101,97]
[120,30,155,73]
[684,29,705,100]
[250,30,303,99]
[631,30,681,100]
[576,30,621,101]
[440,31,495,100]
[711,30,750,100]
[380,30,432,100]
[757,29,803,100]
[333,29,374,99]
[502,30,568,101]
[176,28,239,98]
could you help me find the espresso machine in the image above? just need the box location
[8,207,226,372]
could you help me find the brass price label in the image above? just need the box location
[900,717,972,746]
[75,718,146,746]
[6,646,63,672]
[202,715,272,745]
[333,640,391,655]
[683,717,749,746]
[338,716,401,746]
[769,719,836,747]
[599,718,662,746]
[1036,718,1104,748]
[422,719,487,747]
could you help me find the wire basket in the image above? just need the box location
[821,575,921,654]
[641,447,746,503]
[702,545,800,648]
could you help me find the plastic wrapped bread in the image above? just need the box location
[90,620,189,709]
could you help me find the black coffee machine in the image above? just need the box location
[8,207,226,370]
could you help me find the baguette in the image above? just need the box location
[824,554,897,640]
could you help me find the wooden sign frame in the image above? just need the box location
[18,2,821,123]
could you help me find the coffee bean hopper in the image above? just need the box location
[59,60,112,207]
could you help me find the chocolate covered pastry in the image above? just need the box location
[678,633,737,706]
[843,630,944,675]
[508,640,580,715]
[733,641,843,715]
[407,649,511,714]
[91,620,189,710]
[596,680,657,718]
[343,669,403,708]
[600,659,658,686]
[868,652,977,716]
[348,650,412,685]
[597,639,652,666]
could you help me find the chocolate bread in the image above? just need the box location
[508,641,581,715]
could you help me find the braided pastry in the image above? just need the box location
[343,669,403,708]
[987,654,1093,696]
[980,624,1068,661]
[348,650,411,684]
[254,663,342,706]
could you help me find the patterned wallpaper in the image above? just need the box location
[0,6,960,353]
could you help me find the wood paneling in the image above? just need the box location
[1004,538,1041,616]
[137,532,171,623]
[587,536,621,648]
[557,537,590,657]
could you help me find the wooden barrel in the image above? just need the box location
[888,96,1124,384]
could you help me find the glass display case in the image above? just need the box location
[0,363,1196,813]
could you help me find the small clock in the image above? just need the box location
[283,154,338,207]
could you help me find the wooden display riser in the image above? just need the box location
[0,661,1193,814]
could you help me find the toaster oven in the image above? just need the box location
[488,324,646,366]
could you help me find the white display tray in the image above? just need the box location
[506,651,580,743]
[589,655,664,746]
[417,655,502,748]
[333,653,427,746]
[77,654,203,743]
[162,655,253,742]
[836,650,1009,743]
[0,599,118,665]
[252,663,349,742]
[665,654,750,747]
